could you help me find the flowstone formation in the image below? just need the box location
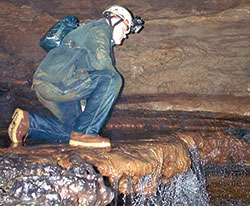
[0,114,249,205]
[0,136,191,199]
[0,90,249,205]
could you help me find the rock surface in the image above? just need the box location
[0,0,249,130]
[0,153,114,205]
[0,0,249,108]
[0,122,248,196]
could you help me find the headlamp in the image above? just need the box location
[130,16,144,34]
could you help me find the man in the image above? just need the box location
[8,5,144,148]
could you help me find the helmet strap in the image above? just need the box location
[105,14,124,33]
[112,18,123,28]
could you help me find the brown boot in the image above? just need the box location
[69,132,111,148]
[8,108,29,144]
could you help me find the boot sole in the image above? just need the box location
[8,108,23,143]
[69,139,110,148]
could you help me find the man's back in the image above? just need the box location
[32,18,114,91]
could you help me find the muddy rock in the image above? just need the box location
[0,153,114,206]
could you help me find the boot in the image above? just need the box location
[69,132,111,148]
[8,108,29,144]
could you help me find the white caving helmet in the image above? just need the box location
[103,5,133,34]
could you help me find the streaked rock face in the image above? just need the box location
[0,0,249,98]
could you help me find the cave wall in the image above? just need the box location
[0,0,249,117]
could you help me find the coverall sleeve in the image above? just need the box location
[86,27,115,70]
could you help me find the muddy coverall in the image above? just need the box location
[28,18,122,141]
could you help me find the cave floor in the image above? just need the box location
[0,110,249,205]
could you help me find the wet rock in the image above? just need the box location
[0,111,249,205]
[0,88,15,122]
[177,131,250,165]
[227,126,250,144]
[0,153,114,206]
[206,164,250,205]
[115,94,250,116]
[0,137,192,196]
[0,88,16,146]
[0,122,249,200]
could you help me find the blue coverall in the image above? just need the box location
[28,18,122,141]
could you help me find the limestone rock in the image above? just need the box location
[0,0,249,107]
[0,126,248,196]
